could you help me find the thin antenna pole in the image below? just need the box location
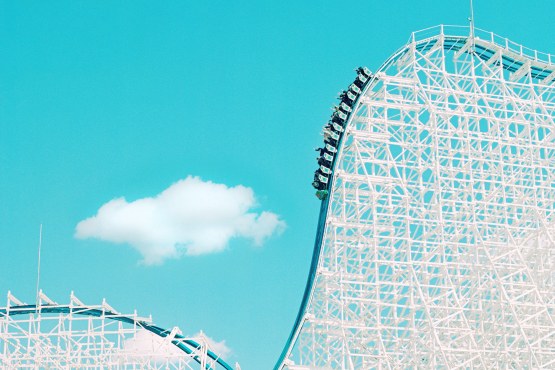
[36,223,42,312]
[470,0,475,52]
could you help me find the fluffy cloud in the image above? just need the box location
[75,176,286,264]
[118,330,231,364]
[119,329,183,364]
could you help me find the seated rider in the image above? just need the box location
[314,147,325,156]
[338,90,348,101]
[318,156,330,166]
[332,115,344,125]
[324,136,338,147]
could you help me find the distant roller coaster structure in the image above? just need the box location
[0,291,235,370]
[277,25,555,370]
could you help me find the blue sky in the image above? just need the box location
[1,1,554,369]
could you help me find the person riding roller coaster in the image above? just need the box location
[339,102,352,113]
[314,182,328,191]
[324,134,338,147]
[312,170,328,190]
[352,67,371,89]
[313,148,335,190]
[312,175,326,189]
[331,114,344,126]
[325,129,340,143]
[327,122,342,136]
[335,102,351,115]
[317,156,329,166]
[315,167,328,176]
[328,122,341,133]
[334,109,348,121]
[344,90,358,104]
[312,181,326,191]
[356,66,372,77]
[317,143,335,159]
[331,122,344,133]
[312,67,373,200]
[353,75,366,88]
[315,173,329,186]
[318,146,335,163]
[338,90,355,105]
[325,143,337,153]
[315,147,326,157]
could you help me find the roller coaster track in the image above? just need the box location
[276,25,555,370]
[0,292,234,370]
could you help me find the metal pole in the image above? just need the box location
[470,0,475,52]
[35,222,42,313]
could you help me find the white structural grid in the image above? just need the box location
[276,26,555,370]
[0,291,235,370]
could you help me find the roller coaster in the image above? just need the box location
[4,24,555,370]
[277,25,555,370]
[0,291,235,370]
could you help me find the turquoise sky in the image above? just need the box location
[1,1,554,369]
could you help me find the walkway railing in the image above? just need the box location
[410,25,554,65]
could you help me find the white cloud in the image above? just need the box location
[119,329,183,364]
[75,176,286,264]
[117,329,231,364]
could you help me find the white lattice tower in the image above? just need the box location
[276,25,555,370]
[0,291,234,370]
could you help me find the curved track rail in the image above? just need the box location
[274,24,555,370]
[0,301,234,370]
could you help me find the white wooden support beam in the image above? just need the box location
[454,42,472,60]
[540,69,555,85]
[282,359,295,369]
[38,290,56,305]
[374,72,415,84]
[426,36,443,56]
[486,49,502,67]
[102,298,119,314]
[164,326,180,344]
[134,315,153,324]
[198,329,215,352]
[397,48,413,68]
[70,291,85,306]
[509,60,531,82]
[7,291,23,306]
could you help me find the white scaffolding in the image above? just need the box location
[0,291,228,370]
[279,25,555,370]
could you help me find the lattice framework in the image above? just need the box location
[279,26,555,370]
[0,292,228,370]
